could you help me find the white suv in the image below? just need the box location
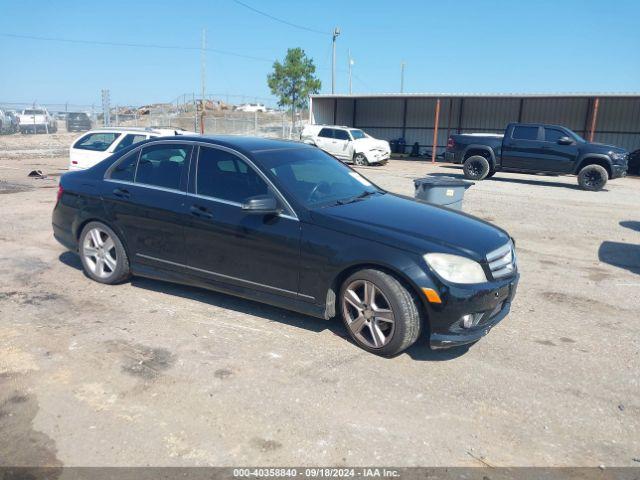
[68,127,196,171]
[300,125,390,165]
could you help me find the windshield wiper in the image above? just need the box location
[333,190,382,206]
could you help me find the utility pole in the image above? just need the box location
[332,27,340,94]
[200,28,206,134]
[400,62,405,93]
[348,49,354,95]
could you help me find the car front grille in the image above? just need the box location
[486,241,516,280]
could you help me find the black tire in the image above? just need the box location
[339,269,422,357]
[79,221,130,284]
[353,153,369,166]
[463,155,490,180]
[577,164,608,191]
[486,169,496,178]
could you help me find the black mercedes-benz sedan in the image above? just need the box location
[52,136,519,356]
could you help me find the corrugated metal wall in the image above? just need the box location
[594,97,640,149]
[520,98,589,134]
[311,95,640,152]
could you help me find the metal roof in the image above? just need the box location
[311,92,640,99]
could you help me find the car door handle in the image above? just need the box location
[541,145,551,149]
[190,205,213,219]
[113,188,130,199]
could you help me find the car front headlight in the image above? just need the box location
[610,152,627,163]
[424,253,487,284]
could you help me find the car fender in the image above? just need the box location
[574,153,612,175]
[462,144,497,166]
[352,144,369,156]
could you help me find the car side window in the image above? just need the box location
[512,126,539,141]
[135,143,191,191]
[318,128,333,138]
[109,150,140,182]
[544,128,566,143]
[114,134,147,152]
[197,146,269,203]
[334,129,350,141]
[74,132,121,152]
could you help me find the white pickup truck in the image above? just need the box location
[18,107,58,134]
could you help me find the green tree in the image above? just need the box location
[267,48,321,129]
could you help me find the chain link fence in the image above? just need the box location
[0,98,307,140]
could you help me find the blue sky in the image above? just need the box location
[0,0,638,106]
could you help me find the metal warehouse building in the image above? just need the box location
[309,93,640,156]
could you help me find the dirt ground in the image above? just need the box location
[1,131,639,468]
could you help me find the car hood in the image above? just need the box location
[310,193,511,260]
[585,142,627,155]
[353,137,390,151]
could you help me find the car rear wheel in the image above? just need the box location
[577,164,608,191]
[353,153,369,166]
[340,269,421,357]
[463,155,490,180]
[79,222,130,284]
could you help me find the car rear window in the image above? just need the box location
[74,132,121,152]
[512,126,539,141]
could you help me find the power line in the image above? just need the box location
[231,0,329,35]
[0,33,275,63]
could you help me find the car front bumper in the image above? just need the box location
[365,150,390,164]
[611,164,627,179]
[426,273,520,349]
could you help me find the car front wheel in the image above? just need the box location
[353,153,369,166]
[577,164,608,191]
[79,222,130,284]
[340,269,422,356]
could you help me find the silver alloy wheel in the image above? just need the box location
[82,227,117,279]
[354,153,367,166]
[342,279,395,349]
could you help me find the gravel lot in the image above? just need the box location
[1,132,639,467]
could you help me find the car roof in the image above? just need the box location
[168,135,313,154]
[82,127,194,135]
[306,124,351,129]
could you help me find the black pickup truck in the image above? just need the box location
[445,123,629,190]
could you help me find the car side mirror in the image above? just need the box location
[557,136,573,145]
[241,194,280,215]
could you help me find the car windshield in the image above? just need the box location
[23,110,44,115]
[257,147,383,208]
[350,129,366,140]
[69,113,88,119]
